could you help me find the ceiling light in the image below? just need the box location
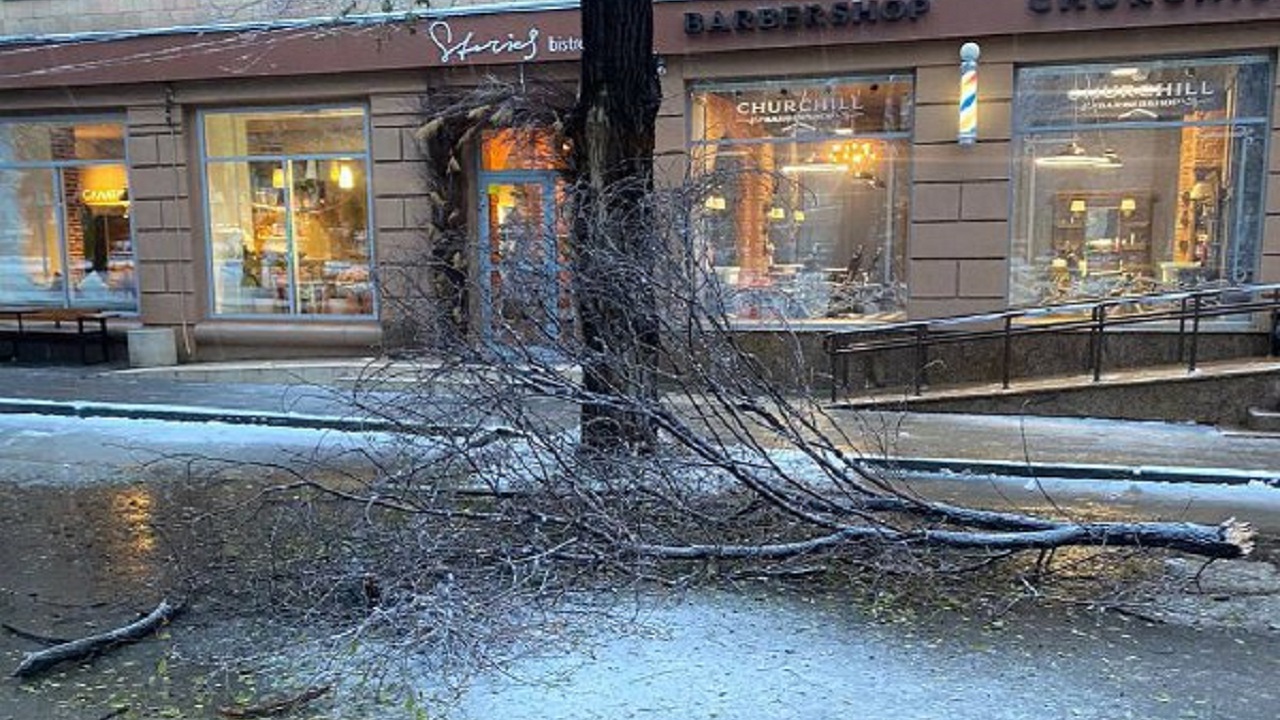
[1035,141,1123,169]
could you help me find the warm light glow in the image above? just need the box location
[1069,199,1087,214]
[768,207,786,221]
[110,488,156,555]
[793,210,806,223]
[338,164,355,190]
[829,140,877,174]
[80,165,129,206]
[1120,198,1137,214]
[781,163,849,174]
[704,195,727,211]
[271,168,284,188]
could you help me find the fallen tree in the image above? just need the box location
[145,0,1259,704]
[12,599,184,679]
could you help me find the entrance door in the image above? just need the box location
[479,174,568,352]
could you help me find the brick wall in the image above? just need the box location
[907,50,1014,320]
[368,91,430,260]
[126,102,198,348]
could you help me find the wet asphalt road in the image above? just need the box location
[0,398,1278,718]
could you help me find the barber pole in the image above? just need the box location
[958,42,980,146]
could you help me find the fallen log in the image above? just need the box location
[12,599,184,679]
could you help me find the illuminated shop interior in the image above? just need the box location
[1011,56,1270,309]
[0,121,136,310]
[691,76,913,323]
[204,107,372,317]
[478,129,570,347]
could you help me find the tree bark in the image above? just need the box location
[627,518,1254,561]
[570,0,663,452]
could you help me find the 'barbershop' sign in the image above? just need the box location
[684,1,931,34]
[1029,0,1272,15]
[426,20,582,64]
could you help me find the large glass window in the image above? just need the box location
[0,120,136,310]
[203,107,373,317]
[1012,56,1272,307]
[690,75,913,323]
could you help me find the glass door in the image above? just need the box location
[479,175,567,351]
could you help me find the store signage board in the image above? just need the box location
[1068,79,1223,121]
[1028,0,1273,16]
[1016,59,1265,128]
[732,89,869,135]
[1,1,1278,90]
[426,19,582,65]
[701,80,911,137]
[683,1,932,34]
[82,188,127,205]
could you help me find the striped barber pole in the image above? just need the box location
[958,42,981,146]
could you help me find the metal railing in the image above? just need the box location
[825,283,1280,401]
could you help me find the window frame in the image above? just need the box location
[1009,53,1275,314]
[197,104,377,321]
[687,72,917,328]
[0,115,138,312]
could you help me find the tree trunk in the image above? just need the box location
[570,0,663,452]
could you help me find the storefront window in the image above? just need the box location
[477,129,570,350]
[690,75,913,323]
[1011,56,1272,307]
[0,120,136,310]
[203,107,373,317]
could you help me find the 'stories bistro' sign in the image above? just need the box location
[684,1,932,34]
[426,19,582,64]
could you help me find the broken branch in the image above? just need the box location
[12,598,184,679]
[628,518,1253,561]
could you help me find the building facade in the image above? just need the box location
[1,0,1278,361]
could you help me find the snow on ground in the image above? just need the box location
[2,411,1277,529]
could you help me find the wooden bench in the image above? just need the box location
[0,306,115,364]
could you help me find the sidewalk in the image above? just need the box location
[0,361,1275,485]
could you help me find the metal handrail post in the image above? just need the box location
[913,324,927,396]
[1002,314,1014,389]
[1188,293,1202,373]
[1092,302,1107,382]
[828,340,838,402]
[1271,290,1280,357]
[1177,296,1188,362]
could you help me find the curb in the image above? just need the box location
[2,397,1276,487]
[864,457,1280,488]
[0,398,404,434]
